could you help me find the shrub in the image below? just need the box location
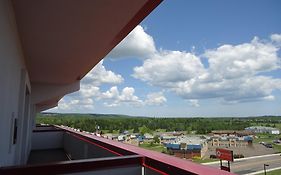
[233,154,244,159]
[210,154,217,159]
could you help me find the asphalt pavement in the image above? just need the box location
[205,154,281,175]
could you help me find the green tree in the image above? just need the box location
[139,125,151,135]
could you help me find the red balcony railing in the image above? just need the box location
[0,125,236,175]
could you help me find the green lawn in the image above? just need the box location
[253,133,281,153]
[257,168,281,175]
[273,144,281,153]
[254,133,278,144]
[273,123,281,131]
[155,129,167,132]
[192,158,218,163]
[139,143,166,153]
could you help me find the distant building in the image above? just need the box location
[144,133,154,140]
[118,135,126,141]
[163,136,208,159]
[211,130,253,137]
[207,135,252,147]
[245,126,280,135]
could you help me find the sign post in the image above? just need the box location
[264,164,269,175]
[216,148,234,172]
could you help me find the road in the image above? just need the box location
[205,154,281,175]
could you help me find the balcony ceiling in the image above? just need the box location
[12,0,162,85]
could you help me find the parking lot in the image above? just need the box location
[204,143,276,159]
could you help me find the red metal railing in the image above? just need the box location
[0,155,142,175]
[59,126,235,175]
[0,125,236,175]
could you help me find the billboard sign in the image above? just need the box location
[216,148,234,162]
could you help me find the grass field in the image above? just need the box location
[192,157,218,163]
[253,133,281,153]
[139,143,218,163]
[257,168,281,175]
[139,143,166,153]
[254,133,279,143]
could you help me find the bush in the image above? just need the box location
[210,154,217,159]
[233,154,244,159]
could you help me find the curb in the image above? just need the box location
[244,166,281,175]
[203,153,280,165]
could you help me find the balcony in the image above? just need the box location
[0,125,235,175]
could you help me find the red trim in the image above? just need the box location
[60,126,234,175]
[141,157,168,175]
[142,163,169,175]
[33,129,63,132]
[0,155,142,175]
[68,132,123,156]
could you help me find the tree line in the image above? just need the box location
[36,113,281,134]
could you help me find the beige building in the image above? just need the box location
[208,136,251,147]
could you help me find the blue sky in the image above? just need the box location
[49,0,281,117]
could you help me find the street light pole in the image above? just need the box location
[264,164,269,175]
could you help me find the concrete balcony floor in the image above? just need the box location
[27,148,70,165]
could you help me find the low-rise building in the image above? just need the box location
[163,136,208,159]
[211,130,253,137]
[207,135,252,147]
[245,126,280,135]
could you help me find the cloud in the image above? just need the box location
[107,25,156,59]
[101,86,143,107]
[205,37,280,79]
[53,60,124,112]
[189,99,200,107]
[53,97,95,112]
[82,60,124,86]
[101,87,167,107]
[79,85,101,98]
[133,50,206,87]
[271,34,281,44]
[50,29,281,113]
[145,92,167,106]
[100,86,141,107]
[133,34,281,104]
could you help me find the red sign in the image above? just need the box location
[216,148,233,161]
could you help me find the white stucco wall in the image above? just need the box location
[0,0,33,167]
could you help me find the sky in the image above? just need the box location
[48,0,281,117]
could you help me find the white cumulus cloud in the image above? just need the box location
[133,34,281,104]
[100,87,167,107]
[205,37,280,79]
[189,99,200,107]
[271,34,281,44]
[145,92,167,106]
[54,60,124,112]
[133,50,206,87]
[54,98,95,112]
[82,60,124,86]
[101,86,143,107]
[107,25,156,59]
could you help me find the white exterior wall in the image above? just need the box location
[0,0,34,167]
[271,130,280,135]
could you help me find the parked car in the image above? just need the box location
[273,140,281,144]
[265,143,273,148]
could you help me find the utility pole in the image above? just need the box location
[264,164,269,175]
